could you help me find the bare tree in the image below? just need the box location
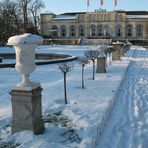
[17,0,44,33]
[58,63,73,104]
[29,0,44,32]
[9,1,21,33]
[77,56,89,89]
[0,0,21,42]
[0,0,44,41]
[17,0,32,32]
[85,49,99,80]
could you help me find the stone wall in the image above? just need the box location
[81,38,112,45]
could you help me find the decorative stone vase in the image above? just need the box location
[8,33,45,135]
[7,33,43,87]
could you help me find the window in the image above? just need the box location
[90,25,96,37]
[51,25,58,37]
[136,24,143,37]
[103,25,110,37]
[116,25,122,37]
[69,25,75,37]
[126,24,133,37]
[97,25,102,36]
[61,25,66,37]
[79,25,85,37]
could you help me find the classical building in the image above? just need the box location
[40,10,148,41]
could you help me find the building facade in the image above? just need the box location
[40,10,148,40]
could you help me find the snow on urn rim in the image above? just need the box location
[7,33,43,46]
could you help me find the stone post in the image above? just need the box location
[7,33,44,134]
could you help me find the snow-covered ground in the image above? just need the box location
[0,45,147,148]
[97,47,148,148]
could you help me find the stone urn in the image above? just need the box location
[7,33,43,87]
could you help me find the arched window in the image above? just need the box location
[79,25,85,37]
[136,24,143,37]
[116,25,122,37]
[103,25,110,37]
[61,25,66,37]
[97,25,102,36]
[51,25,58,38]
[126,24,133,37]
[69,25,75,37]
[90,25,96,37]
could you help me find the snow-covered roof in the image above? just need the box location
[126,15,148,19]
[41,11,55,15]
[53,15,77,20]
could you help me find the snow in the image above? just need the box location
[96,46,148,148]
[7,33,43,46]
[126,15,148,19]
[0,45,147,148]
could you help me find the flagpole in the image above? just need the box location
[87,0,89,13]
[114,0,117,11]
[86,0,89,38]
[100,0,103,10]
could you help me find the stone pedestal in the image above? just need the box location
[96,57,106,73]
[112,43,124,61]
[10,84,45,134]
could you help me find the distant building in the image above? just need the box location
[40,10,148,40]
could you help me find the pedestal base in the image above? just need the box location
[10,84,44,135]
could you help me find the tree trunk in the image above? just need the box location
[13,13,20,33]
[23,2,28,32]
[82,65,84,89]
[92,60,95,80]
[64,72,67,104]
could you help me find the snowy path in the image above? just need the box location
[97,48,148,148]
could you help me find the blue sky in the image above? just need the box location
[42,0,148,14]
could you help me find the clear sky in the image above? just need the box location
[41,0,148,14]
